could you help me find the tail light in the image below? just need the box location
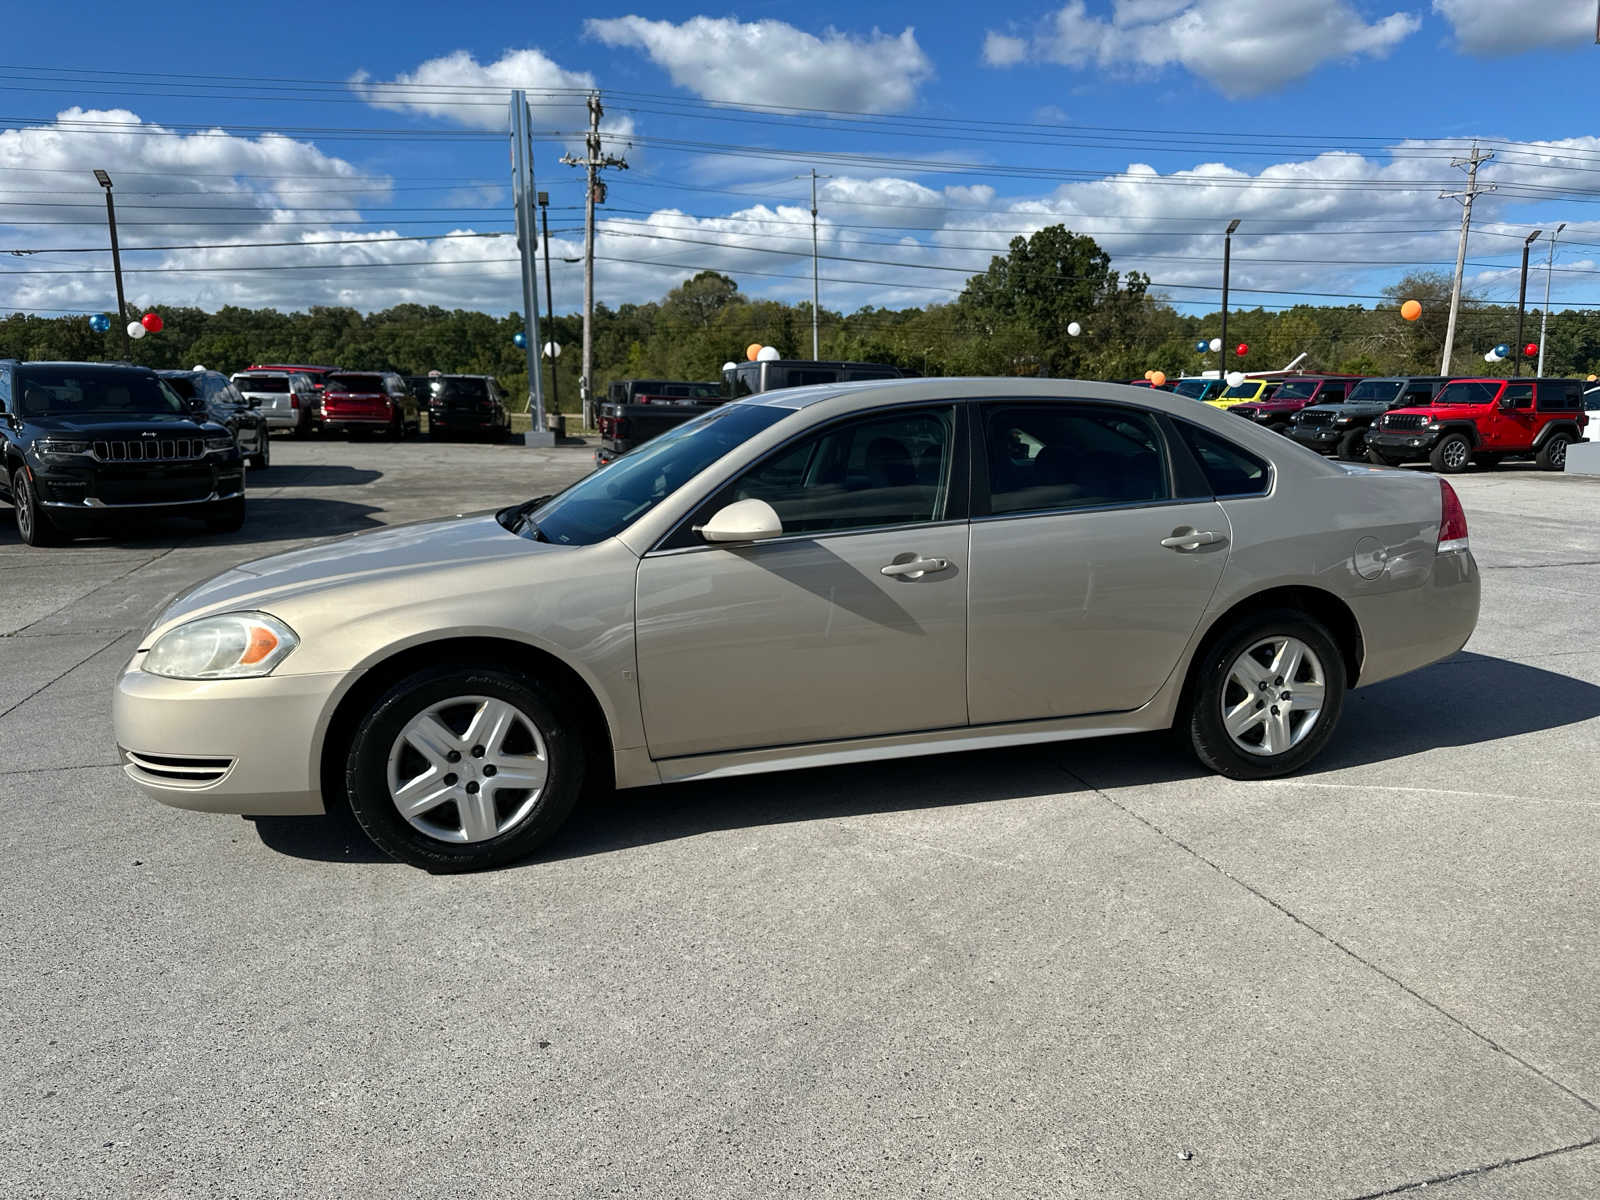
[1437,478,1469,555]
[290,396,300,409]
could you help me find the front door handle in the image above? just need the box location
[1160,530,1225,551]
[880,556,953,579]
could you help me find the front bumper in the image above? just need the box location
[34,457,245,513]
[1288,425,1343,451]
[112,661,346,815]
[1367,429,1440,460]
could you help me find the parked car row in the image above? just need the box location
[227,365,510,442]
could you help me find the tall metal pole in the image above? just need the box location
[508,91,546,438]
[562,93,626,429]
[1514,228,1541,378]
[1440,142,1494,376]
[539,191,560,418]
[95,170,129,359]
[1218,219,1239,386]
[810,168,820,359]
[1538,223,1564,376]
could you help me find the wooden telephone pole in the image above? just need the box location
[561,93,627,428]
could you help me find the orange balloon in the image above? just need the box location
[1401,299,1422,321]
[745,342,762,361]
[1144,370,1154,380]
[1150,371,1167,387]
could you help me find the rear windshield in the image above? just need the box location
[432,377,489,401]
[1435,381,1500,405]
[1272,380,1319,400]
[1171,379,1215,400]
[328,374,385,392]
[17,366,184,417]
[233,374,289,393]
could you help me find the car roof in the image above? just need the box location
[18,360,157,372]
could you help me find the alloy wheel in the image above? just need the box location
[1442,438,1469,470]
[14,470,33,541]
[1551,438,1567,468]
[1220,637,1327,757]
[385,694,549,844]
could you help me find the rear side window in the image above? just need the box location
[1538,383,1581,411]
[1175,422,1271,498]
[234,375,288,393]
[982,403,1170,515]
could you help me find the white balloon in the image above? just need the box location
[1067,321,1082,337]
[1225,370,1246,387]
[721,361,738,372]
[1209,337,1223,353]
[191,364,206,372]
[1484,351,1498,362]
[542,341,561,359]
[757,345,781,361]
[127,321,147,340]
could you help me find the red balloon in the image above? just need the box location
[1524,342,1538,357]
[1235,343,1249,356]
[141,312,163,333]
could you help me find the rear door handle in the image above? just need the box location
[881,556,953,579]
[1160,530,1225,550]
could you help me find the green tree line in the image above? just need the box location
[6,227,1598,413]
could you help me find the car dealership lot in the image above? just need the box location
[2,440,1598,1198]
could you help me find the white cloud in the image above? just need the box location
[1433,0,1593,55]
[584,17,934,112]
[985,0,1420,97]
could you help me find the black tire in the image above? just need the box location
[1181,608,1347,781]
[343,664,585,872]
[1536,434,1571,471]
[203,496,245,533]
[1335,427,1369,461]
[1429,432,1472,474]
[10,466,65,546]
[248,432,270,471]
[1366,447,1402,467]
[387,413,404,441]
[292,410,313,440]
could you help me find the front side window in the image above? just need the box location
[1175,421,1271,498]
[722,407,955,535]
[1347,380,1403,405]
[1435,381,1501,406]
[1503,383,1534,409]
[983,403,1170,515]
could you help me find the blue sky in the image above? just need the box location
[3,0,1599,329]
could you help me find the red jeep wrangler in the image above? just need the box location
[1366,377,1588,473]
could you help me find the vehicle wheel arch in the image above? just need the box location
[317,635,615,814]
[1437,422,1480,447]
[1532,421,1581,448]
[1175,585,1365,723]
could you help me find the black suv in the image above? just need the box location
[158,368,271,470]
[1287,376,1447,461]
[1,360,245,546]
[425,374,513,440]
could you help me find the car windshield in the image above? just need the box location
[235,375,289,393]
[510,404,794,546]
[1435,381,1500,405]
[16,367,185,417]
[1171,379,1214,400]
[1272,380,1319,400]
[1220,381,1261,399]
[1346,380,1403,404]
[329,374,385,392]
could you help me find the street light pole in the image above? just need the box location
[1218,219,1240,384]
[539,190,560,418]
[1538,223,1565,377]
[93,169,129,359]
[1515,228,1541,378]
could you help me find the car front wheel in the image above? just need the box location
[248,432,270,471]
[1182,610,1346,780]
[1336,427,1368,461]
[1430,433,1472,473]
[344,665,585,872]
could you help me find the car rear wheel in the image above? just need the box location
[344,665,585,872]
[1182,609,1346,780]
[11,466,65,546]
[1429,433,1472,474]
[248,432,270,471]
[1336,427,1368,461]
[1536,434,1571,471]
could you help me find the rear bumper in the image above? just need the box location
[112,661,343,816]
[1350,547,1480,688]
[428,408,502,431]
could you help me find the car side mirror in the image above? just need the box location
[697,498,783,544]
[1498,395,1515,411]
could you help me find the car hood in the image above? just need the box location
[1302,402,1387,417]
[28,412,219,436]
[149,512,566,636]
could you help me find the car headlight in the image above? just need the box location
[1254,410,1274,420]
[204,435,234,452]
[34,437,92,457]
[142,613,298,680]
[1334,416,1352,425]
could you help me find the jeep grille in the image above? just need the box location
[94,438,203,462]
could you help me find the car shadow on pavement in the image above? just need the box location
[250,651,1600,869]
[0,496,388,550]
[250,465,382,488]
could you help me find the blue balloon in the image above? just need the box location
[1494,343,1510,357]
[1195,340,1208,353]
[89,313,110,332]
[513,331,527,348]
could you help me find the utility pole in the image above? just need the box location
[93,169,130,359]
[1439,142,1495,376]
[1218,219,1240,384]
[508,90,550,444]
[561,92,627,428]
[794,168,831,359]
[1514,228,1541,378]
[539,190,560,418]
[1538,223,1565,376]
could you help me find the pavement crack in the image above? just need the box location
[0,631,126,722]
[1058,764,1600,1122]
[1340,1134,1600,1198]
[11,541,184,636]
